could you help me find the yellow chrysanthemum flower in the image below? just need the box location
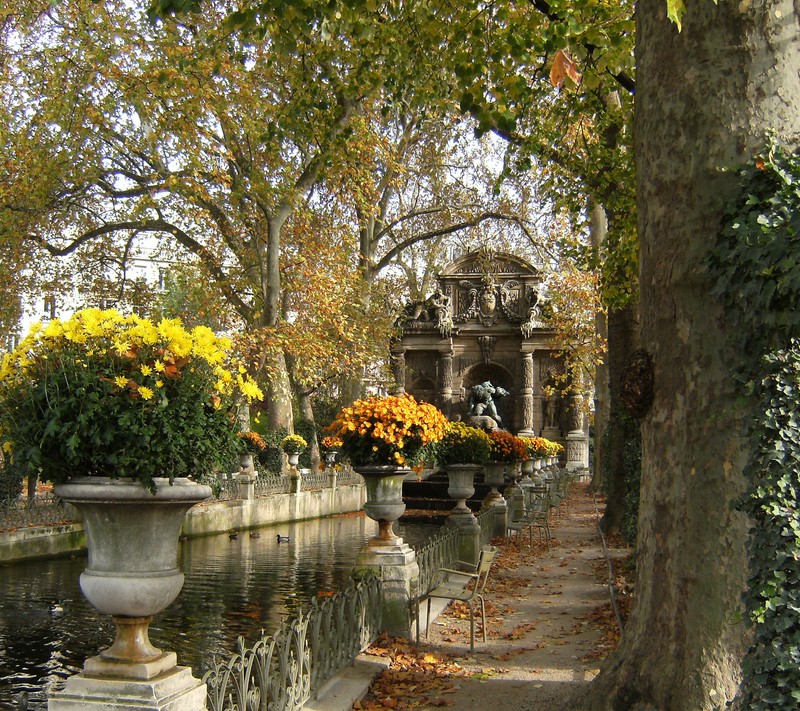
[114,376,128,388]
[139,386,154,400]
[113,340,131,356]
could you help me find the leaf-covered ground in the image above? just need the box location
[354,484,633,711]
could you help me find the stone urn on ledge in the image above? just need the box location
[50,477,211,710]
[326,394,449,635]
[353,465,410,545]
[444,463,481,526]
[0,308,264,711]
[482,460,507,508]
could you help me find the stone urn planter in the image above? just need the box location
[54,477,211,680]
[239,452,255,475]
[444,463,481,523]
[482,460,506,508]
[287,452,300,467]
[353,465,410,545]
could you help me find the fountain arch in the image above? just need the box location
[391,249,588,468]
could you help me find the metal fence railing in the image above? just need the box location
[334,468,363,487]
[0,492,72,531]
[203,575,382,711]
[254,473,293,497]
[476,508,494,547]
[300,472,330,491]
[412,524,459,599]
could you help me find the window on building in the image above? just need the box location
[43,294,56,319]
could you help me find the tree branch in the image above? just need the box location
[28,219,253,322]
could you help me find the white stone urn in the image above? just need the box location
[482,460,506,507]
[53,476,211,680]
[444,463,481,523]
[239,452,255,475]
[287,451,300,467]
[353,465,409,545]
[521,458,535,481]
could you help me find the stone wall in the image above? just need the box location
[0,484,366,564]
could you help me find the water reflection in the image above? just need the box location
[0,513,437,710]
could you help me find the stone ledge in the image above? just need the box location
[304,654,391,711]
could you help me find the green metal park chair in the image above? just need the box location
[416,545,497,653]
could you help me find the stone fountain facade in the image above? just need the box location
[391,250,589,469]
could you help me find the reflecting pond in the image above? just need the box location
[0,513,437,710]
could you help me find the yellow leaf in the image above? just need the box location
[666,0,686,30]
[549,49,581,88]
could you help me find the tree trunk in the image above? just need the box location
[589,200,609,490]
[598,299,639,533]
[265,349,293,432]
[297,390,320,471]
[575,1,800,707]
[262,213,294,431]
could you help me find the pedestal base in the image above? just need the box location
[566,430,589,470]
[355,541,418,637]
[84,651,177,681]
[446,513,481,566]
[49,666,206,711]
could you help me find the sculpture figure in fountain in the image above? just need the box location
[468,381,509,430]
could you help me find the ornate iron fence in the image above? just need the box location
[203,575,382,711]
[335,468,363,487]
[0,468,366,529]
[254,474,293,497]
[476,508,494,547]
[300,472,330,491]
[0,493,72,530]
[412,524,459,598]
[214,476,241,501]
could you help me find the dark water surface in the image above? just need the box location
[0,514,436,709]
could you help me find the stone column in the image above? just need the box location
[237,472,256,501]
[565,391,589,470]
[481,462,508,539]
[390,346,406,396]
[438,347,454,416]
[289,466,301,494]
[517,351,535,437]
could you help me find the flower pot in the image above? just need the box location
[483,461,506,487]
[522,459,535,476]
[239,452,254,474]
[54,477,211,678]
[353,465,409,545]
[482,460,506,508]
[325,450,338,467]
[444,463,481,516]
[287,452,300,467]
